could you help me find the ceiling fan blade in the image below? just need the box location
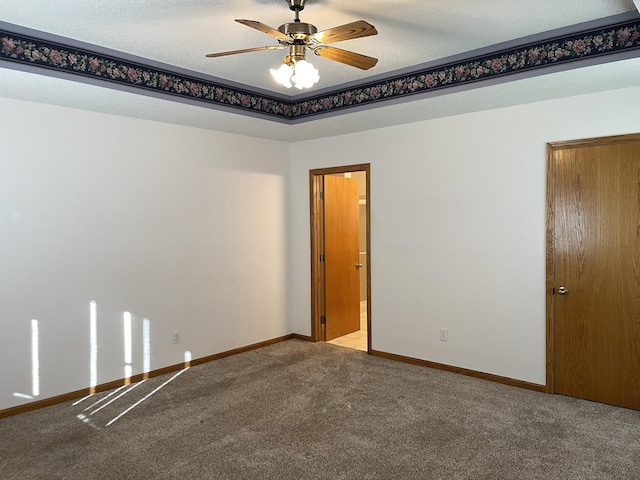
[235,19,291,40]
[311,20,377,44]
[313,46,378,70]
[206,45,285,58]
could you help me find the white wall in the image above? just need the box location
[0,97,291,410]
[291,85,640,386]
[4,83,640,411]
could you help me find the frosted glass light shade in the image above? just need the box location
[270,63,294,88]
[291,60,319,89]
[270,59,319,89]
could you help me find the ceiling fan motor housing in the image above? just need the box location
[278,22,317,41]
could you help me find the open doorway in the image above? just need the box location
[310,164,371,352]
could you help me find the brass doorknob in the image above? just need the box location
[356,263,363,268]
[557,286,568,295]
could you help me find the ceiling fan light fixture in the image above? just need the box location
[270,62,294,88]
[270,53,319,90]
[290,59,319,89]
[207,2,378,90]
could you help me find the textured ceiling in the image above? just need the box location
[1,0,640,141]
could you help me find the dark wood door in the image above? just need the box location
[553,140,640,410]
[324,176,360,341]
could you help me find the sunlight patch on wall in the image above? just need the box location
[72,305,155,410]
[123,311,132,382]
[6,301,192,428]
[12,393,33,400]
[15,319,41,399]
[31,319,40,397]
[90,300,98,393]
[143,318,150,379]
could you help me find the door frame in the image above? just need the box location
[310,164,371,351]
[545,132,640,394]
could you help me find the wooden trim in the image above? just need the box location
[370,350,546,393]
[0,334,295,419]
[546,143,556,394]
[291,333,314,342]
[365,165,372,353]
[309,164,371,352]
[189,334,296,367]
[310,173,325,342]
[1,384,122,420]
[309,164,371,176]
[548,133,640,150]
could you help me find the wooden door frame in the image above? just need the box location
[545,132,640,394]
[310,164,371,351]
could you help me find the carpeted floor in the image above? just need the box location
[1,339,639,479]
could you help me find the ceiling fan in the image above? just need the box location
[205,0,378,89]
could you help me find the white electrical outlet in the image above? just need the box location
[439,328,448,342]
[172,330,180,344]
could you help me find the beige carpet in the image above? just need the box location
[1,339,639,479]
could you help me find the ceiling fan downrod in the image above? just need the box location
[278,0,316,37]
[285,0,307,22]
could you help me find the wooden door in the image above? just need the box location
[324,176,361,341]
[553,139,640,410]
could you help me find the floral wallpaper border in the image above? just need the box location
[0,30,292,119]
[2,17,640,121]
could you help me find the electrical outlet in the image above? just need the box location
[439,328,448,342]
[172,330,180,344]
